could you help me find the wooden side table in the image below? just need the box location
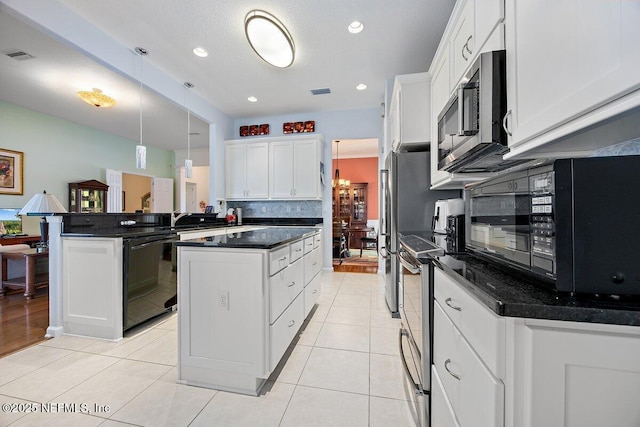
[0,249,49,299]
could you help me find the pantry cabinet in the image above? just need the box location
[225,142,269,200]
[504,0,640,159]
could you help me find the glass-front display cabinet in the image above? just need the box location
[68,179,108,213]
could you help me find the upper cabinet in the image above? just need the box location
[225,135,323,201]
[389,73,430,151]
[269,137,323,199]
[225,142,269,200]
[504,0,640,159]
[429,0,504,189]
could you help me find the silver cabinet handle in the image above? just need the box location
[288,320,295,327]
[312,289,318,294]
[464,35,473,55]
[503,110,513,136]
[461,44,468,61]
[288,281,296,287]
[444,359,461,380]
[445,297,462,311]
[279,256,287,261]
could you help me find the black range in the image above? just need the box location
[399,231,640,327]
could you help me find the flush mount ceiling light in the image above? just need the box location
[192,47,208,57]
[248,96,258,103]
[348,21,364,34]
[356,83,367,91]
[245,10,295,68]
[78,88,116,108]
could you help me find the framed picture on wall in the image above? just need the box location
[0,148,23,195]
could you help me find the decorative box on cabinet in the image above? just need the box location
[68,179,108,213]
[504,0,640,160]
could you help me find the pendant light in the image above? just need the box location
[135,47,148,169]
[334,140,341,182]
[184,82,194,179]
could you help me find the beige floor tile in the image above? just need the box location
[110,375,216,426]
[125,331,177,366]
[314,323,370,352]
[273,344,313,385]
[370,396,418,427]
[308,304,330,323]
[325,306,371,327]
[82,328,170,358]
[38,335,99,351]
[332,293,371,309]
[190,381,295,427]
[0,352,118,403]
[315,291,336,306]
[279,385,368,427]
[370,353,409,400]
[7,411,104,427]
[154,313,178,331]
[0,346,72,387]
[0,395,32,426]
[298,347,369,395]
[371,309,402,329]
[296,321,322,346]
[55,359,171,418]
[97,420,139,426]
[336,282,372,296]
[371,326,401,356]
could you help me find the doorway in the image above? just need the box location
[185,182,197,213]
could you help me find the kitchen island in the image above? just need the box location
[176,226,322,395]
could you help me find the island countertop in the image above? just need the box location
[175,226,320,250]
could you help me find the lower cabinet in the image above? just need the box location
[177,231,322,395]
[432,366,461,427]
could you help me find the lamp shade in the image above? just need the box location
[18,190,67,215]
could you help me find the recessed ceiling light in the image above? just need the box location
[245,10,295,68]
[248,96,258,103]
[192,47,208,57]
[356,83,367,91]
[348,21,364,34]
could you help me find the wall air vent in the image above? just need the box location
[2,49,36,61]
[310,88,331,96]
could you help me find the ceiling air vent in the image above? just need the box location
[310,88,331,96]
[2,49,36,61]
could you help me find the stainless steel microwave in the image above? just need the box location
[437,50,525,173]
[466,155,640,296]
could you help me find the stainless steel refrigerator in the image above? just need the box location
[381,150,460,316]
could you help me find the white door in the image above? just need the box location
[152,177,174,213]
[105,169,122,213]
[185,182,197,213]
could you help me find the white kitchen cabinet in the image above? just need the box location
[508,318,640,427]
[504,0,640,159]
[269,137,322,199]
[225,141,269,200]
[389,73,430,151]
[432,365,462,427]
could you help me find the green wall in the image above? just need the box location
[0,99,174,210]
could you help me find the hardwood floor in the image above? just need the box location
[0,287,49,357]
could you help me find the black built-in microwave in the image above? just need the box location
[466,155,640,296]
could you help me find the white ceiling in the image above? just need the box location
[0,0,455,155]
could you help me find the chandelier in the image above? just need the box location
[332,140,350,188]
[77,88,116,108]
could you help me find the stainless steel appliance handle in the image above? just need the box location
[380,246,392,259]
[398,249,420,275]
[379,169,388,237]
[399,329,424,396]
[457,83,465,135]
[444,358,461,380]
[130,236,176,251]
[445,297,462,311]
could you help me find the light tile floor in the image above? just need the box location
[0,271,417,426]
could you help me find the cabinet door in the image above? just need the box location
[226,144,248,199]
[269,140,294,198]
[245,143,269,199]
[450,0,474,88]
[293,139,320,198]
[432,366,462,427]
[505,0,640,149]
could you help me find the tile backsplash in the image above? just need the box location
[227,200,322,218]
[592,138,640,157]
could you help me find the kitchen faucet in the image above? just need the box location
[171,210,192,227]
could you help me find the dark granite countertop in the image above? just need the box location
[399,232,640,327]
[176,227,320,250]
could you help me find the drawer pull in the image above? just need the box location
[312,289,318,294]
[444,358,461,380]
[288,320,295,327]
[445,297,462,311]
[295,248,303,252]
[278,256,287,261]
[288,281,296,287]
[312,261,317,266]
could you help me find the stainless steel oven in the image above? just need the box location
[123,233,178,331]
[398,234,445,427]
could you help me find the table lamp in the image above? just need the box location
[18,190,67,252]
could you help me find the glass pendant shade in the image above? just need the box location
[136,145,146,169]
[135,47,148,169]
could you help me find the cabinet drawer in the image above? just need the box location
[313,232,321,248]
[290,240,304,262]
[434,301,504,427]
[432,365,461,427]
[303,236,314,254]
[304,247,322,285]
[304,274,321,319]
[434,268,505,379]
[269,245,290,276]
[269,292,304,372]
[270,258,303,323]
